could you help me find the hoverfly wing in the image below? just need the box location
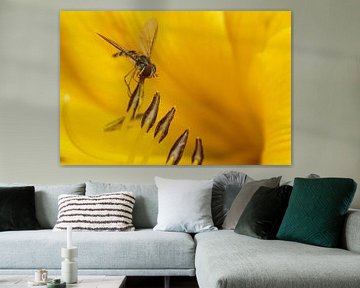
[139,18,158,58]
[97,33,137,61]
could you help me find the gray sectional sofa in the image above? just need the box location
[1,180,360,288]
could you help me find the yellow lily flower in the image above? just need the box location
[60,11,291,165]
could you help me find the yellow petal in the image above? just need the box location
[249,25,292,164]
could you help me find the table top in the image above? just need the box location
[0,275,126,288]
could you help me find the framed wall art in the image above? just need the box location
[60,11,291,165]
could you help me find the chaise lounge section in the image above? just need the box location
[195,215,360,288]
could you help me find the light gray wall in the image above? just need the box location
[0,0,359,208]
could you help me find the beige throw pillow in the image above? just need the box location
[222,177,281,230]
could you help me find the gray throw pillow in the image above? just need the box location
[283,173,320,186]
[212,171,252,228]
[222,177,281,230]
[153,177,217,233]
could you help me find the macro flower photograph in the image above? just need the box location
[60,11,291,165]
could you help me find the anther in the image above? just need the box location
[166,129,189,165]
[141,92,160,133]
[192,137,204,165]
[154,107,176,143]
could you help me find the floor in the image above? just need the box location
[126,276,199,288]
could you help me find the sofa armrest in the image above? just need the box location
[342,209,360,253]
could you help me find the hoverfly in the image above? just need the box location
[98,18,158,130]
[98,19,157,96]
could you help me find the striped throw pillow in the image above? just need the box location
[53,192,136,231]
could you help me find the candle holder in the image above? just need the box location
[61,247,78,284]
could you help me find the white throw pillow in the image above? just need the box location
[153,177,217,233]
[53,192,135,232]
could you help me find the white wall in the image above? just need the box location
[0,0,359,207]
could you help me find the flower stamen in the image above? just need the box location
[104,114,143,132]
[154,107,176,143]
[192,137,204,165]
[119,78,144,135]
[166,129,189,165]
[127,92,161,164]
[127,77,145,117]
[141,92,160,133]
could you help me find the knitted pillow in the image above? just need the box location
[277,178,357,247]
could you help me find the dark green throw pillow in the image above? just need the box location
[235,185,292,239]
[276,178,357,247]
[0,186,41,231]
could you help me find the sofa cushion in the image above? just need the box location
[342,209,360,253]
[282,173,320,186]
[212,171,251,228]
[0,229,195,272]
[277,178,357,247]
[222,176,281,229]
[53,192,136,232]
[0,186,40,231]
[153,177,216,233]
[0,183,86,229]
[234,185,292,239]
[86,181,158,229]
[195,230,360,288]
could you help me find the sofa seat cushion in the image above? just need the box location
[0,229,195,270]
[195,230,360,288]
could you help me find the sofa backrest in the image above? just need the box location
[86,181,158,229]
[0,182,86,229]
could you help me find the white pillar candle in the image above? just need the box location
[67,225,72,249]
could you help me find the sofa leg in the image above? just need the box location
[164,276,170,288]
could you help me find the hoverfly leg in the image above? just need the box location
[113,50,128,58]
[124,66,137,97]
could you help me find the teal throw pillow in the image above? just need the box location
[277,177,357,247]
